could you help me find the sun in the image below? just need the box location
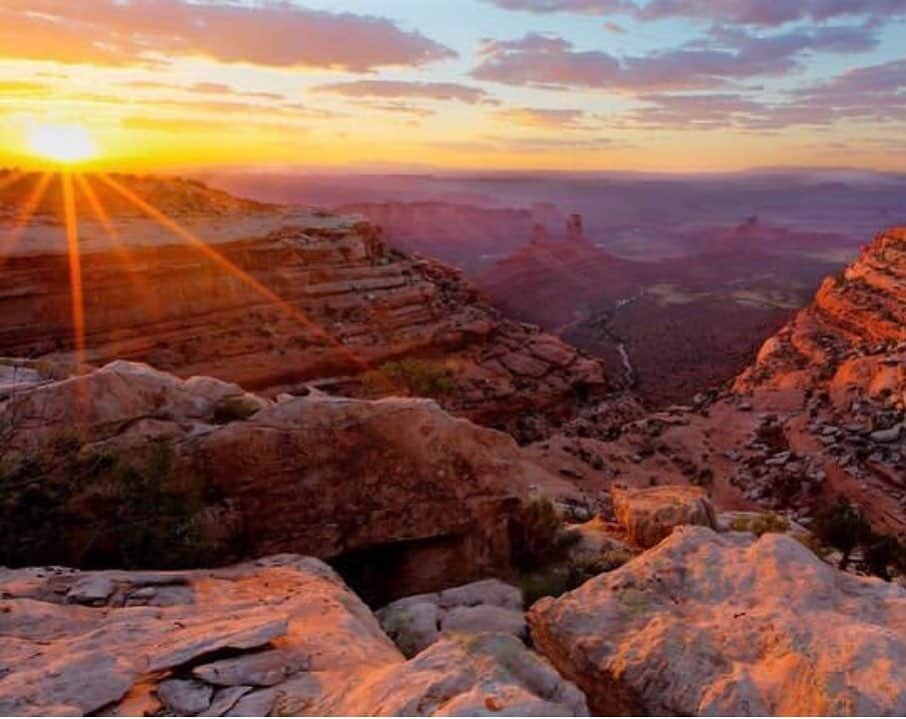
[27,124,98,164]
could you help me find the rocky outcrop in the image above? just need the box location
[611,485,717,548]
[283,632,588,717]
[729,228,905,530]
[528,526,906,716]
[0,555,586,716]
[376,578,525,657]
[0,173,608,443]
[0,360,558,600]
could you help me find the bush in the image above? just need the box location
[213,395,261,424]
[362,358,455,398]
[813,500,872,571]
[863,533,906,581]
[0,439,235,570]
[511,498,566,571]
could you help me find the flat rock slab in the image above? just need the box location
[0,555,400,716]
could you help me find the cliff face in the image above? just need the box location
[527,228,905,534]
[736,227,905,393]
[0,174,608,442]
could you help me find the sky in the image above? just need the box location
[0,0,904,172]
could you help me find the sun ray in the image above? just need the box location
[75,173,160,326]
[0,172,52,260]
[76,174,142,271]
[61,172,86,364]
[61,171,90,427]
[95,173,370,372]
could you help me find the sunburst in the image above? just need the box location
[0,167,370,408]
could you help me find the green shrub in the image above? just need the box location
[863,533,906,581]
[511,498,566,571]
[813,500,872,571]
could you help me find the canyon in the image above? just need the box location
[0,172,904,716]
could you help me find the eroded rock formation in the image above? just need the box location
[0,174,608,443]
[0,360,559,600]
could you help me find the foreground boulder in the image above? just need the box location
[0,555,399,716]
[528,526,906,716]
[0,556,586,716]
[0,361,555,600]
[275,633,588,716]
[611,485,717,548]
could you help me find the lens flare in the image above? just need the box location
[27,125,97,164]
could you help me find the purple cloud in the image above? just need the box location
[471,25,875,91]
[488,0,906,26]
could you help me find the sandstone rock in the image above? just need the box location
[441,605,527,641]
[0,181,609,443]
[1,363,560,600]
[376,598,441,658]
[276,634,589,716]
[437,578,523,611]
[611,484,717,548]
[529,526,906,716]
[193,649,308,687]
[378,578,526,657]
[0,555,401,716]
[65,575,116,606]
[201,686,252,716]
[157,678,213,715]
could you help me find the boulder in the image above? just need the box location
[377,578,526,657]
[529,526,906,716]
[611,484,717,548]
[1,363,558,600]
[275,633,589,716]
[0,557,589,717]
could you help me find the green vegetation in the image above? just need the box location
[813,500,871,571]
[511,497,567,571]
[0,438,238,570]
[812,499,905,579]
[362,358,455,398]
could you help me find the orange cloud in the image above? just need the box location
[0,0,455,71]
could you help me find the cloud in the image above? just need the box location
[486,0,906,26]
[472,24,881,91]
[0,0,455,71]
[313,80,493,104]
[621,58,906,130]
[353,101,437,118]
[121,80,285,102]
[494,107,591,128]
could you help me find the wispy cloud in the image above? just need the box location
[313,80,494,104]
